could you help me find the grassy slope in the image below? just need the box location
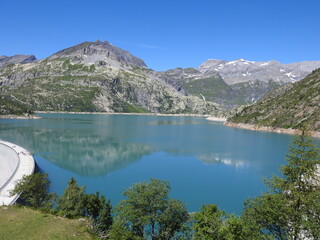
[228,68,320,131]
[0,206,93,240]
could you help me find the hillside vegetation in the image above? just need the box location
[228,68,320,131]
[0,95,34,116]
[180,76,280,107]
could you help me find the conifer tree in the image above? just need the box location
[57,177,85,217]
[243,134,320,239]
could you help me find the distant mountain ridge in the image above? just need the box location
[155,58,320,108]
[227,68,320,132]
[0,55,36,67]
[198,58,320,84]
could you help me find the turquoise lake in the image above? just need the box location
[2,113,316,214]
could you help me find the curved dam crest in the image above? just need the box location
[0,140,35,205]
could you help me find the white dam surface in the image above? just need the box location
[0,140,35,205]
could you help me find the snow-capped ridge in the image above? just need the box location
[198,58,320,85]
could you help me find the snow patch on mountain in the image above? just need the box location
[198,58,320,85]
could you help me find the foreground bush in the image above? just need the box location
[10,172,56,208]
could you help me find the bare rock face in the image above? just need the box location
[0,55,37,67]
[47,40,147,69]
[199,58,320,84]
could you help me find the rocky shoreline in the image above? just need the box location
[206,116,227,122]
[224,122,320,138]
[35,111,212,117]
[0,114,41,119]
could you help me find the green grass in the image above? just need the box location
[122,102,150,113]
[0,206,93,240]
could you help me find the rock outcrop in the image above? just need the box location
[47,40,147,69]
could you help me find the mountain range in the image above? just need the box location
[158,58,320,108]
[0,41,221,115]
[0,40,319,118]
[227,68,320,132]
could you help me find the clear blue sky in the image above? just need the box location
[1,0,320,71]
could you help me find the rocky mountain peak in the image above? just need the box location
[47,40,147,69]
[198,58,320,85]
[0,55,37,67]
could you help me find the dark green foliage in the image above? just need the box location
[57,177,85,218]
[57,178,113,237]
[243,134,320,239]
[193,204,225,240]
[0,95,34,115]
[192,204,266,240]
[122,102,150,113]
[158,199,189,239]
[109,218,143,240]
[114,178,189,239]
[10,172,55,208]
[83,192,113,233]
[218,214,266,240]
[243,194,289,239]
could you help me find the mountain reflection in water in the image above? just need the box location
[0,122,153,177]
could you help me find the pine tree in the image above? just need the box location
[243,134,320,239]
[57,177,85,217]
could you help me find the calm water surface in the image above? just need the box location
[2,113,316,214]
